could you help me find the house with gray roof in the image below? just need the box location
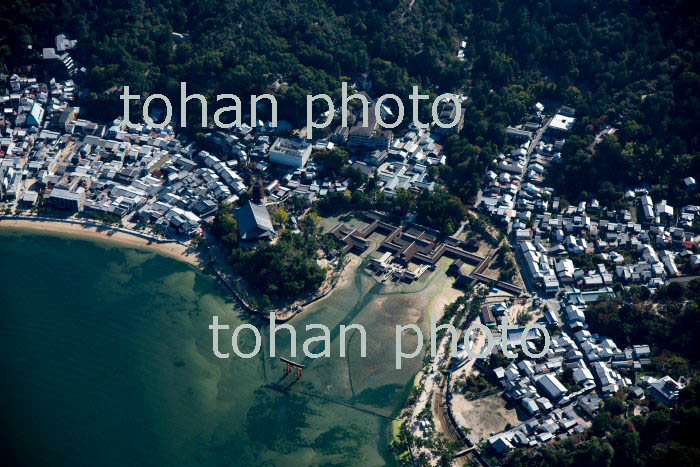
[235,201,275,246]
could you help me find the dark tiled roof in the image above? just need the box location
[235,201,275,240]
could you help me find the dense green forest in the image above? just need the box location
[228,230,327,304]
[586,280,700,373]
[316,186,467,234]
[3,0,698,205]
[211,202,327,306]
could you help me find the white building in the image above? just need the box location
[269,138,312,168]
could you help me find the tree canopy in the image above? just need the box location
[3,0,698,204]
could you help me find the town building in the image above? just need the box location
[234,201,276,246]
[269,138,312,168]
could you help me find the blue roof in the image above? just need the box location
[27,103,45,126]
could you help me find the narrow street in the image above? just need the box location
[507,116,553,234]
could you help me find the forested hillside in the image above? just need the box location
[2,0,698,202]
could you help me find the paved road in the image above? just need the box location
[507,116,554,233]
[668,274,700,284]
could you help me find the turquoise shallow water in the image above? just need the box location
[0,230,419,467]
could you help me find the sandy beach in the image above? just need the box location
[301,253,363,312]
[0,218,203,266]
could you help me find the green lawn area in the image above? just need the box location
[319,211,369,232]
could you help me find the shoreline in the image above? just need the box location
[0,217,203,266]
[0,216,351,319]
[0,216,358,320]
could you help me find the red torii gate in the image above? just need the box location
[280,357,305,381]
